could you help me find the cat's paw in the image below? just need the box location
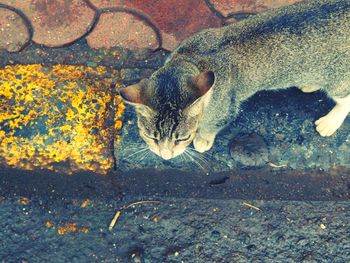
[193,133,216,153]
[315,107,347,137]
[300,86,320,93]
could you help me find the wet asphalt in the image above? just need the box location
[0,167,349,263]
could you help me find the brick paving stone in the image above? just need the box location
[90,0,224,50]
[0,0,96,47]
[209,0,301,17]
[86,12,159,50]
[0,8,30,52]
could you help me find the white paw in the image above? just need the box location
[315,107,347,137]
[193,135,215,153]
[300,86,320,93]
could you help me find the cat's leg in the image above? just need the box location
[299,85,321,93]
[193,99,238,153]
[193,129,218,153]
[315,94,350,136]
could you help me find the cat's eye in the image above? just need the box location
[144,133,158,143]
[174,135,191,145]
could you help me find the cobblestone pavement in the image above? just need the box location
[0,0,301,51]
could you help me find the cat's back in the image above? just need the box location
[172,0,350,57]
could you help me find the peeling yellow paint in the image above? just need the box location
[80,199,92,208]
[18,197,31,205]
[0,64,124,174]
[54,222,90,235]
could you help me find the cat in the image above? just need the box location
[119,0,350,160]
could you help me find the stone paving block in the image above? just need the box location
[0,7,30,52]
[0,0,96,47]
[90,0,224,50]
[209,0,301,17]
[86,12,159,50]
[0,64,124,175]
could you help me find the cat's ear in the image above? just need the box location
[118,79,154,117]
[119,79,148,106]
[185,71,215,116]
[192,71,215,98]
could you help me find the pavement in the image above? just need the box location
[0,167,350,262]
[0,0,301,51]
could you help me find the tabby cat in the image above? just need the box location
[119,0,350,160]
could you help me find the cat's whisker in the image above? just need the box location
[139,150,151,162]
[187,147,212,165]
[138,148,150,158]
[192,156,207,172]
[127,147,149,158]
[122,143,147,150]
[184,149,207,171]
[187,151,205,166]
[122,145,148,156]
[185,148,211,171]
[180,153,186,163]
[122,147,142,153]
[136,151,148,163]
[124,143,146,149]
[123,146,147,154]
[195,153,211,167]
[183,150,195,164]
[179,152,189,164]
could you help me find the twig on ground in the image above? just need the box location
[109,200,161,231]
[240,201,262,211]
[123,200,160,209]
[267,162,288,168]
[108,210,122,231]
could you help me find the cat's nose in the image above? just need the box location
[160,149,172,160]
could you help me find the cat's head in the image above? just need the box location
[119,65,214,160]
